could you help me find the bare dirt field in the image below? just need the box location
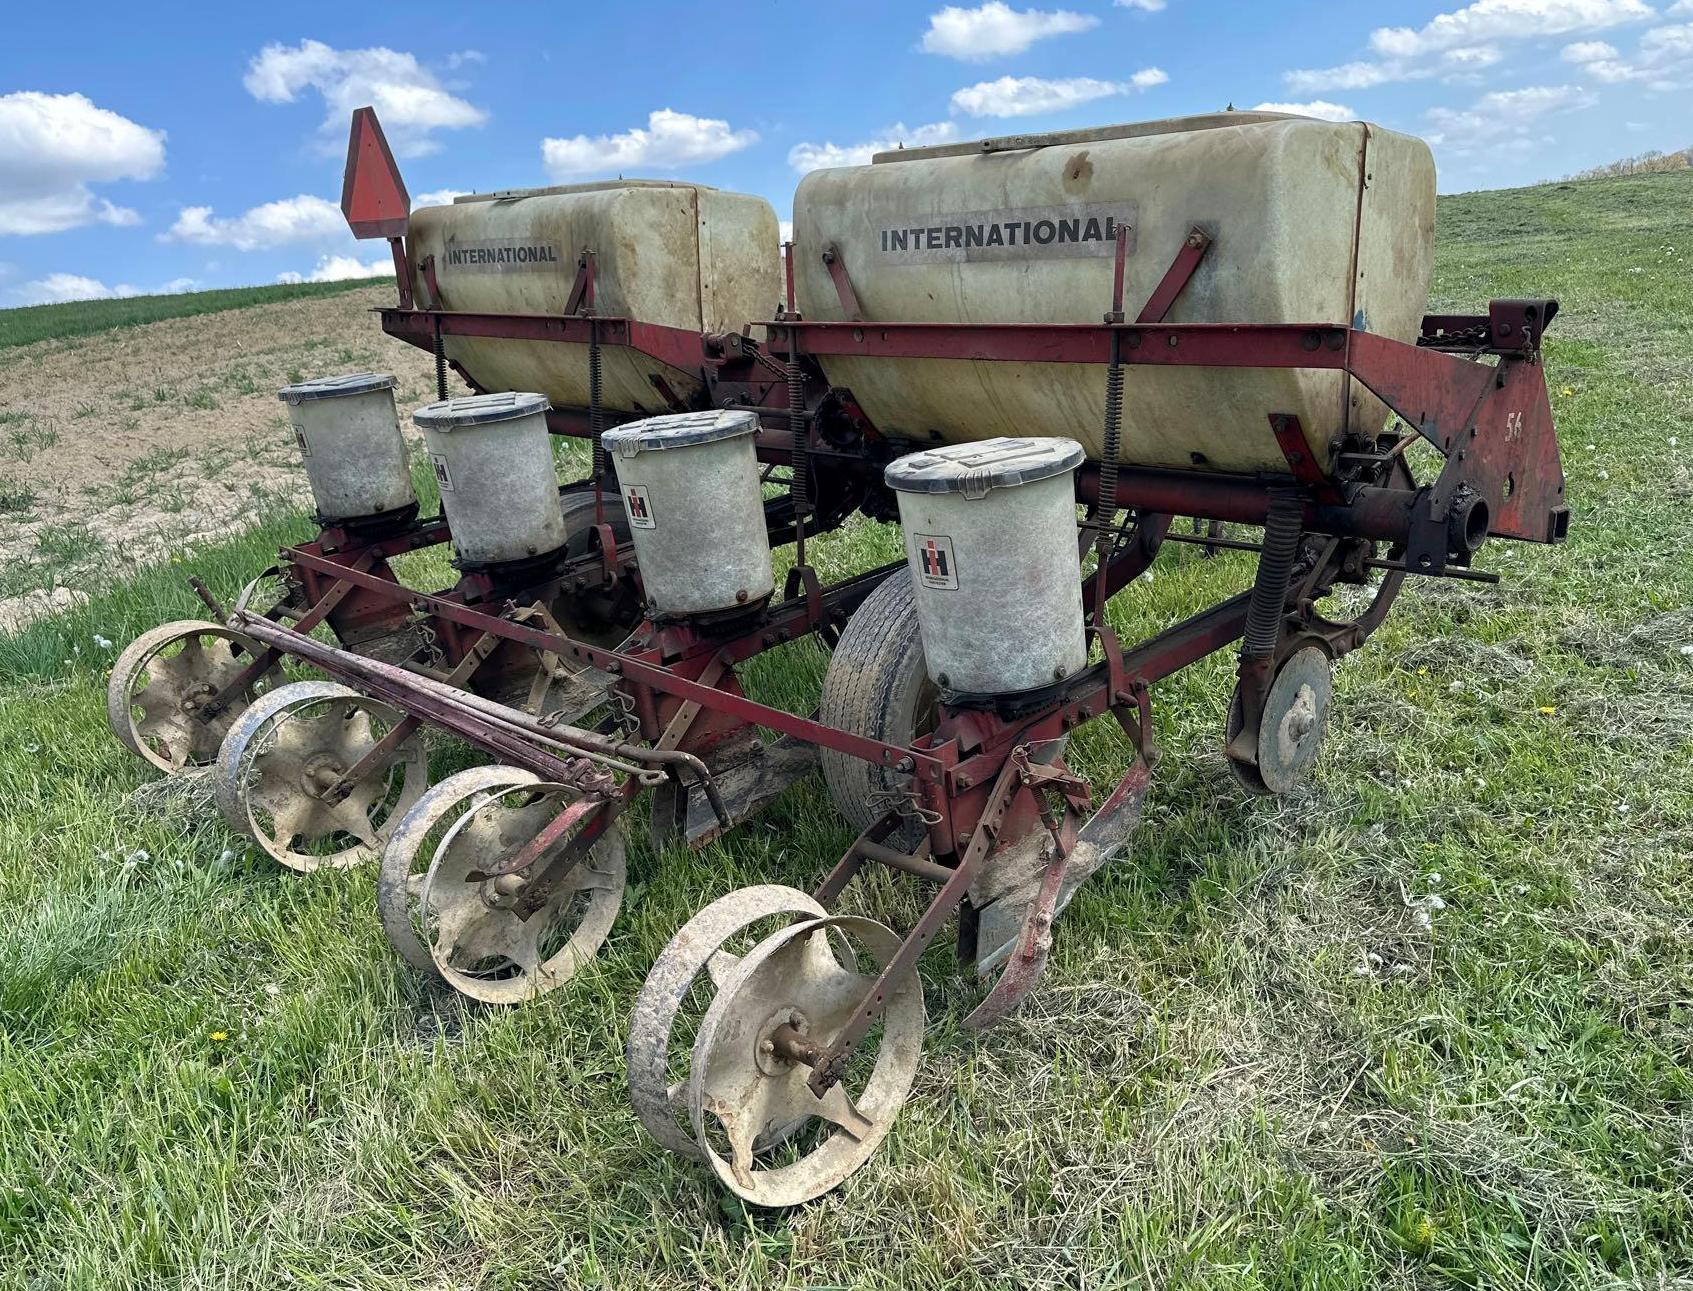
[0,284,437,631]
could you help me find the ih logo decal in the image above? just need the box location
[915,534,958,590]
[293,425,312,458]
[624,484,656,529]
[431,453,453,491]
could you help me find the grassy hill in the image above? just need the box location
[0,276,379,351]
[1,170,1691,1288]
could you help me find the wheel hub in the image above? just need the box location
[301,752,347,797]
[755,1007,810,1075]
[481,872,527,909]
[1282,684,1318,745]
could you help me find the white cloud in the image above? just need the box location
[1287,44,1504,92]
[1425,83,1597,153]
[276,254,391,284]
[1561,22,1693,82]
[1251,100,1359,121]
[788,122,959,172]
[412,188,468,209]
[1562,38,1622,58]
[0,91,165,236]
[1561,37,1638,77]
[15,273,116,304]
[541,109,757,178]
[1115,0,1167,9]
[950,72,1166,117]
[244,39,486,157]
[1371,0,1651,58]
[920,3,1098,60]
[1288,0,1649,91]
[163,195,347,251]
[11,272,198,306]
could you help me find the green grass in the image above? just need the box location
[0,278,380,351]
[2,169,1692,1288]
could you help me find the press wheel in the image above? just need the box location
[688,913,924,1206]
[554,488,644,646]
[1226,645,1333,796]
[378,765,533,975]
[107,620,278,772]
[627,884,828,1158]
[415,768,626,1004]
[215,680,428,872]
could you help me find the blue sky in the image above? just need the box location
[3,0,1690,305]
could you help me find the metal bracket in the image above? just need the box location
[821,243,864,321]
[1269,413,1345,503]
[1135,227,1211,324]
[565,249,597,316]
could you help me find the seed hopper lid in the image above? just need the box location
[884,437,1085,498]
[277,372,396,404]
[413,391,550,431]
[602,409,759,457]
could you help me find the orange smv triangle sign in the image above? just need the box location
[341,107,410,240]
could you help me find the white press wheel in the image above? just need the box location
[627,884,828,1158]
[107,620,278,772]
[688,913,924,1207]
[214,680,428,872]
[415,768,626,1005]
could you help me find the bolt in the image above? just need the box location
[736,588,749,604]
[1053,665,1067,679]
[760,1038,775,1054]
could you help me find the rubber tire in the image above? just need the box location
[554,487,643,646]
[818,571,935,837]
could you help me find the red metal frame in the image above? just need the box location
[314,105,1571,1089]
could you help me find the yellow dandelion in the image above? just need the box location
[209,1031,229,1042]
[1537,705,1558,715]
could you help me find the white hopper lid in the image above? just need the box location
[413,391,550,431]
[278,371,396,404]
[884,437,1085,499]
[602,408,759,457]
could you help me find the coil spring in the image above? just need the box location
[417,619,446,672]
[433,324,448,402]
[1242,489,1304,659]
[869,786,942,827]
[607,685,639,736]
[1093,359,1125,531]
[786,356,809,519]
[588,325,606,484]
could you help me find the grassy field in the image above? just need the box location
[2,169,1691,1289]
[0,278,379,352]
